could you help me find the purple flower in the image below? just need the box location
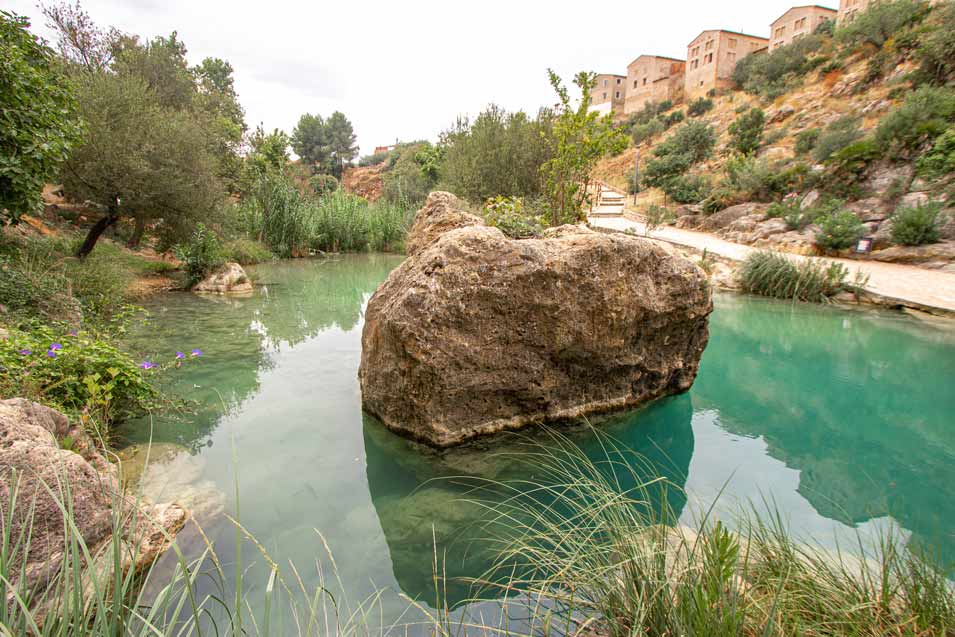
[190,349,203,358]
[68,331,78,337]
[49,343,62,351]
[175,352,186,360]
[18,349,32,356]
[46,350,57,359]
[140,361,157,370]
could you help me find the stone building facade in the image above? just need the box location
[590,74,626,117]
[684,30,769,100]
[770,5,838,50]
[624,56,686,115]
[837,0,872,24]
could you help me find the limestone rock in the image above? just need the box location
[938,210,955,241]
[870,241,955,265]
[697,203,768,233]
[846,197,891,223]
[405,191,483,256]
[801,190,821,210]
[359,194,713,447]
[0,399,186,620]
[193,262,253,294]
[866,163,913,197]
[675,204,703,217]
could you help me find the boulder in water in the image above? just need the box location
[358,193,712,447]
[193,262,253,294]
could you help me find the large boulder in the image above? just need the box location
[358,194,712,447]
[697,203,768,233]
[405,191,483,256]
[0,399,186,621]
[193,262,253,294]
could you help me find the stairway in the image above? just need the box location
[589,183,626,218]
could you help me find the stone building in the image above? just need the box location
[589,74,626,118]
[770,5,838,50]
[624,56,686,115]
[684,30,769,100]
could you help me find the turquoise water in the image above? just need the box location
[118,255,955,623]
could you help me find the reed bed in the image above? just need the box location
[738,250,867,303]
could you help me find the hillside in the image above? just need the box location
[593,7,955,271]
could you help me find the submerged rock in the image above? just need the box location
[358,193,713,447]
[0,399,186,621]
[193,262,253,294]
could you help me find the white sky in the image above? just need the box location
[8,0,824,156]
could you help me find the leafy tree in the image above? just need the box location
[40,1,118,71]
[64,72,223,257]
[440,105,553,202]
[381,141,439,204]
[326,111,358,177]
[0,11,83,225]
[540,70,628,225]
[729,108,766,155]
[291,113,330,171]
[248,125,290,176]
[111,32,194,109]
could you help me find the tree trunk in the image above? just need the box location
[126,216,146,248]
[76,206,120,258]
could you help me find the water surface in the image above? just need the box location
[118,255,955,623]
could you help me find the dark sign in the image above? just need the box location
[854,237,874,254]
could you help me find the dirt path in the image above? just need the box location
[590,215,955,316]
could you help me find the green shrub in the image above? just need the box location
[916,128,955,179]
[0,239,80,323]
[312,191,412,252]
[822,139,882,197]
[358,150,390,167]
[643,204,676,234]
[0,325,159,426]
[732,35,826,96]
[632,118,665,145]
[382,141,442,204]
[766,199,806,229]
[836,0,925,48]
[813,116,863,162]
[721,156,805,203]
[666,175,710,204]
[483,196,543,238]
[875,86,955,157]
[687,97,714,117]
[795,128,821,156]
[916,1,955,84]
[815,209,866,251]
[175,223,225,285]
[664,110,685,128]
[309,173,339,198]
[739,250,857,302]
[64,249,135,319]
[222,239,274,265]
[815,17,836,36]
[729,108,766,155]
[891,202,941,245]
[643,121,716,202]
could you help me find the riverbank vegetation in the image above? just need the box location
[738,250,867,303]
[4,429,954,636]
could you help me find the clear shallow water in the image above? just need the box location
[118,255,955,623]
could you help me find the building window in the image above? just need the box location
[603,92,607,99]
[775,26,786,38]
[705,40,714,51]
[727,52,736,62]
[615,91,620,99]
[729,38,737,49]
[616,78,621,85]
[633,80,638,88]
[796,17,807,29]
[704,53,714,64]
[643,77,647,85]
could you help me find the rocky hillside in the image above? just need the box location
[595,3,955,271]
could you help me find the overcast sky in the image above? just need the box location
[9,0,823,156]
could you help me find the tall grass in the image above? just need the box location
[238,174,412,257]
[472,429,955,637]
[738,250,867,303]
[6,425,952,636]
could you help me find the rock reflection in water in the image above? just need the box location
[364,394,695,607]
